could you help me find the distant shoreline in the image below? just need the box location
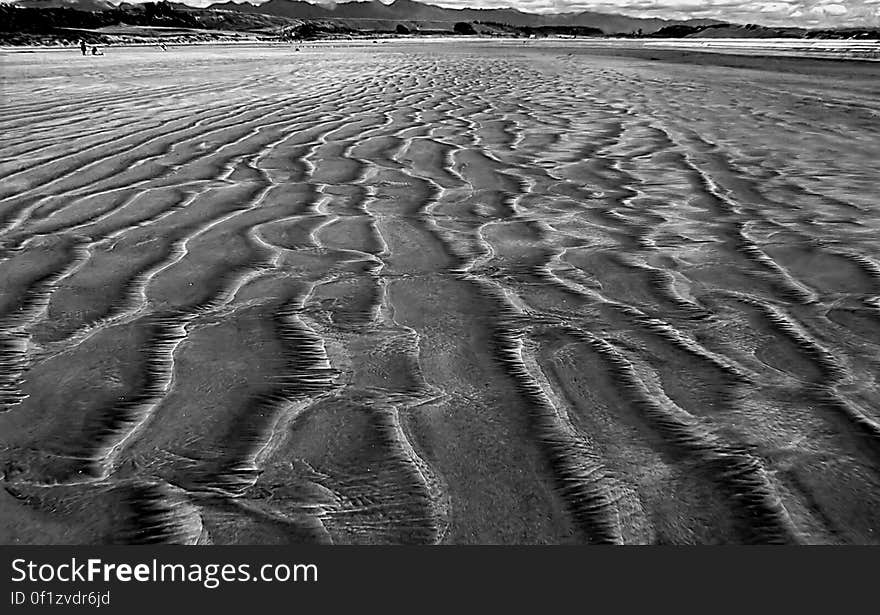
[3,37,879,64]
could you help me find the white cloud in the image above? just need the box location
[814,2,849,15]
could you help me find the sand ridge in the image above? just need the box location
[1,44,879,544]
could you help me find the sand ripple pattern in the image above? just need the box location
[1,45,879,544]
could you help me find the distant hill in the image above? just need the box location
[0,1,300,45]
[649,22,880,39]
[206,0,724,35]
[13,0,116,10]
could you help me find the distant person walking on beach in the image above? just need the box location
[80,40,87,55]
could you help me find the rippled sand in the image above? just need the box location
[1,43,879,544]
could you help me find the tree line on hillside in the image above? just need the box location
[1,3,199,32]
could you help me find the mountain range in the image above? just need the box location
[9,0,725,34]
[212,0,725,34]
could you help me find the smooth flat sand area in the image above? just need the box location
[1,43,879,544]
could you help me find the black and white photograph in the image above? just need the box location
[1,0,879,555]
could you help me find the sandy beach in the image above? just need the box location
[1,41,879,544]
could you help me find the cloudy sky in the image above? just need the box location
[175,0,880,27]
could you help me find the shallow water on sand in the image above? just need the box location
[1,43,879,544]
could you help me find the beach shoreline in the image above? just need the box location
[4,36,879,64]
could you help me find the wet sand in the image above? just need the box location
[1,42,879,544]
